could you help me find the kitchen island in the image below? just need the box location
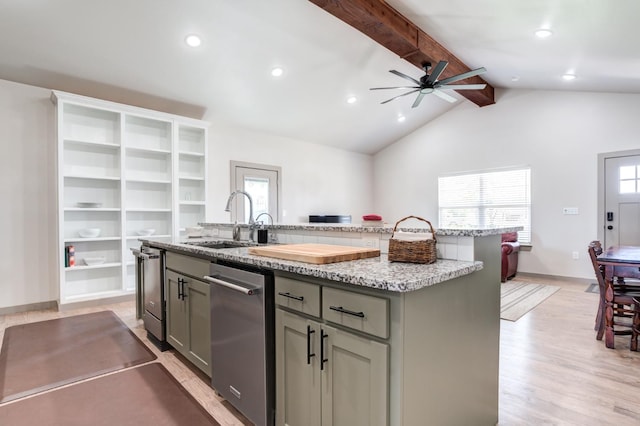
[143,227,507,426]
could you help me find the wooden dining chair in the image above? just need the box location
[632,296,640,352]
[587,241,640,343]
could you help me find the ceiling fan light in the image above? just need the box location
[534,28,553,38]
[271,67,284,77]
[347,96,357,104]
[562,73,576,81]
[397,115,406,123]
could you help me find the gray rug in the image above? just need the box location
[501,281,561,321]
[0,310,156,402]
[0,363,220,425]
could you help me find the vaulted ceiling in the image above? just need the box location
[0,0,638,154]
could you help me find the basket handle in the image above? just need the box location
[391,215,436,241]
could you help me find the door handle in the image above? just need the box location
[278,291,304,302]
[306,325,316,365]
[320,329,328,371]
[607,225,613,230]
[329,305,365,318]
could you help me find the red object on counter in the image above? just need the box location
[362,214,382,221]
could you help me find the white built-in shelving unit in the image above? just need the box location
[52,91,208,307]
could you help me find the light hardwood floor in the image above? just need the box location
[1,274,639,425]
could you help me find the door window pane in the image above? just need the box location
[619,165,640,194]
[244,177,270,223]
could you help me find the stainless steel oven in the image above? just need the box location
[206,261,274,426]
[132,245,169,351]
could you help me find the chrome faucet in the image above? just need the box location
[224,190,256,242]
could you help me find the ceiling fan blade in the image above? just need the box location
[370,86,419,91]
[411,92,427,108]
[381,89,420,104]
[389,70,421,85]
[437,84,487,91]
[426,61,448,85]
[437,67,487,85]
[432,89,457,103]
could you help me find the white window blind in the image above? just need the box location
[438,167,531,243]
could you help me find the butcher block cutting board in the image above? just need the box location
[248,243,380,264]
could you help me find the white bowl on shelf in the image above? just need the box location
[83,257,106,266]
[76,202,102,208]
[78,228,101,238]
[136,229,156,236]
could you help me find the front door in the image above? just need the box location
[604,154,640,247]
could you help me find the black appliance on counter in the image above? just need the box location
[308,214,351,223]
[132,245,169,351]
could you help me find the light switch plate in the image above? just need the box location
[563,207,579,215]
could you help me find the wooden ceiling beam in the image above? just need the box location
[308,0,495,107]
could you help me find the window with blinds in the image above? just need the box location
[438,167,531,243]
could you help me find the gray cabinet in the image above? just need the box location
[165,253,211,377]
[275,277,389,426]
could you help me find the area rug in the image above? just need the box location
[0,310,156,402]
[0,363,220,425]
[500,281,561,321]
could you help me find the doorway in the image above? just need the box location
[229,161,281,224]
[599,150,640,247]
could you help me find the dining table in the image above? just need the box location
[596,245,640,349]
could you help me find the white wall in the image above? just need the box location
[204,123,374,224]
[0,79,57,309]
[373,88,640,279]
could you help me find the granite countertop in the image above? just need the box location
[199,222,521,237]
[143,238,483,293]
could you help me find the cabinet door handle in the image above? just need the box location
[329,305,365,318]
[306,325,316,365]
[278,291,304,302]
[320,329,328,371]
[177,278,183,300]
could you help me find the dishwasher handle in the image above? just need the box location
[131,248,160,260]
[131,248,150,261]
[203,275,258,296]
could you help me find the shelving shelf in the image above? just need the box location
[53,90,208,307]
[64,139,121,149]
[65,262,122,271]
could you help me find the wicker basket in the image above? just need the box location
[388,216,437,264]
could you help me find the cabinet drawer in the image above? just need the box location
[322,287,389,339]
[275,276,321,318]
[166,251,210,279]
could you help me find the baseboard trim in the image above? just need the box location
[0,300,58,316]
[58,294,135,312]
[516,272,591,285]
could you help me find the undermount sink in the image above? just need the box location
[185,240,253,249]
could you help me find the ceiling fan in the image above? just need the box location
[370,60,487,108]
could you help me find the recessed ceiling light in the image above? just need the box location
[271,67,284,77]
[346,96,357,104]
[534,28,553,38]
[511,76,520,82]
[185,34,202,47]
[562,73,577,81]
[397,115,406,123]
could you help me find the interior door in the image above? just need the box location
[231,162,280,223]
[605,154,640,247]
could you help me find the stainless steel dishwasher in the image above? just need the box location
[205,261,274,426]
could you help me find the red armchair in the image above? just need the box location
[501,232,520,282]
